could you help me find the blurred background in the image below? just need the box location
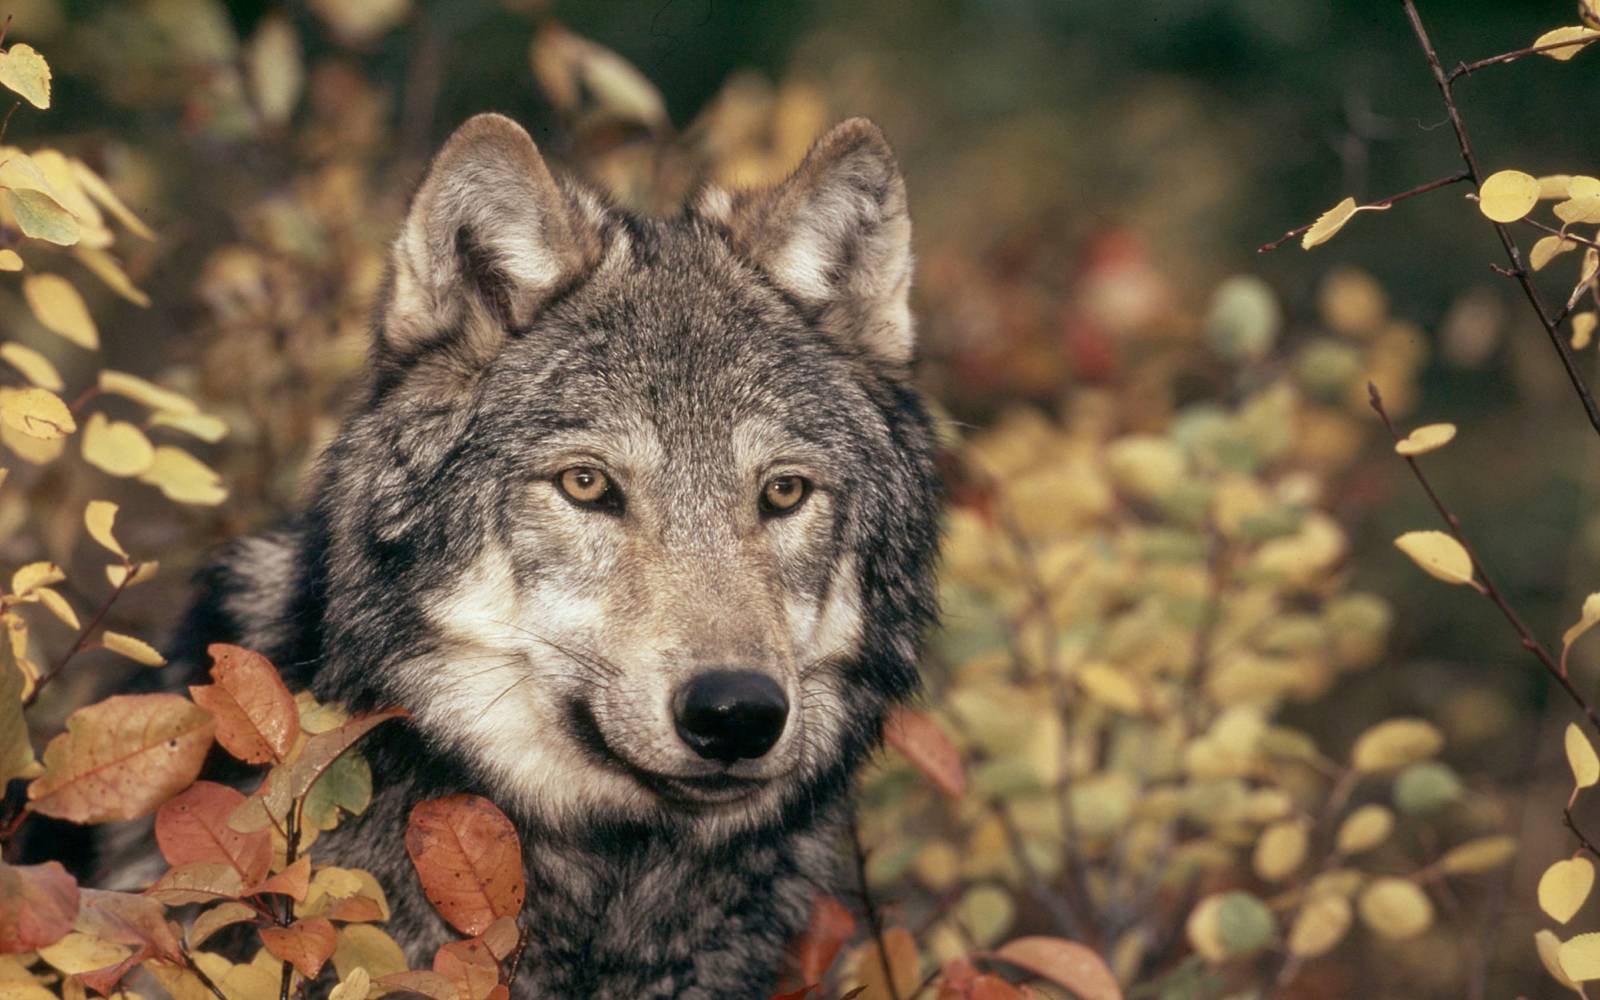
[8,0,1600,996]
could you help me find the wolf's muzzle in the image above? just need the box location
[673,671,789,763]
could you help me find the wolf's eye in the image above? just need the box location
[556,467,620,512]
[760,475,811,517]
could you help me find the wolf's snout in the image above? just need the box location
[673,671,789,763]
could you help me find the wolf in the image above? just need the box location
[157,113,941,998]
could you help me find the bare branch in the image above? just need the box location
[1450,35,1597,81]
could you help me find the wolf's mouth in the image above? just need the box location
[564,698,770,806]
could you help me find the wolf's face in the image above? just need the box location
[313,115,939,839]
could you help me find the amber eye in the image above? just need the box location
[556,467,618,510]
[760,475,811,516]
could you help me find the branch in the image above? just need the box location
[1257,170,1471,253]
[850,812,905,1000]
[1402,0,1600,440]
[1450,34,1597,81]
[1368,382,1600,740]
[22,568,138,708]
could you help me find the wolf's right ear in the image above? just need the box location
[379,113,602,371]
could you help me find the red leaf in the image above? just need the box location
[434,938,501,1000]
[770,987,818,1000]
[155,781,272,884]
[884,706,966,799]
[991,937,1122,1000]
[405,794,525,936]
[287,707,407,799]
[0,860,78,952]
[79,951,146,996]
[188,644,299,764]
[249,856,311,902]
[260,916,337,979]
[27,694,215,823]
[792,895,855,984]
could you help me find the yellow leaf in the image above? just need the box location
[0,387,75,440]
[22,274,98,350]
[69,159,155,241]
[1,421,65,464]
[1534,235,1579,270]
[1478,170,1541,223]
[1568,723,1600,789]
[28,151,101,232]
[1351,718,1444,773]
[1335,804,1394,855]
[4,189,79,245]
[1076,662,1145,713]
[1394,422,1456,456]
[1561,932,1600,982]
[1393,530,1475,586]
[1541,175,1576,199]
[34,587,78,630]
[1540,929,1583,991]
[1303,197,1363,250]
[101,630,165,667]
[1574,312,1598,350]
[329,968,370,1000]
[36,932,131,975]
[73,246,150,307]
[331,925,408,983]
[149,410,229,443]
[1563,594,1600,673]
[1535,25,1600,61]
[84,500,127,558]
[0,250,19,271]
[106,562,158,588]
[1286,895,1351,959]
[1437,835,1517,875]
[0,343,62,391]
[0,43,51,109]
[1556,196,1600,225]
[1357,878,1433,940]
[1540,857,1595,924]
[81,413,156,478]
[98,370,198,415]
[138,446,227,506]
[1574,177,1600,199]
[11,561,63,597]
[1253,819,1309,881]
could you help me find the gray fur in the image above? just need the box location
[157,114,942,999]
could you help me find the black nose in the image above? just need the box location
[673,671,789,764]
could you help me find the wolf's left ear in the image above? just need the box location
[381,113,602,369]
[711,118,914,366]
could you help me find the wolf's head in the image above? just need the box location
[311,113,939,838]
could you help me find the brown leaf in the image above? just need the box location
[260,916,337,979]
[375,970,460,1000]
[479,916,519,961]
[155,781,272,884]
[434,938,501,1000]
[0,860,78,952]
[188,644,298,764]
[145,862,245,906]
[250,856,312,902]
[190,901,259,948]
[405,794,526,936]
[287,707,407,799]
[991,937,1122,1000]
[75,889,184,963]
[791,895,855,985]
[27,694,215,823]
[884,706,967,799]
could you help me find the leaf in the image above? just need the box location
[245,15,304,125]
[74,246,150,307]
[0,344,62,391]
[1301,197,1356,249]
[189,902,258,948]
[1335,804,1394,855]
[1534,235,1579,271]
[102,631,165,667]
[288,706,407,799]
[260,916,337,979]
[22,274,97,350]
[148,410,229,443]
[1252,819,1309,881]
[329,966,372,1000]
[480,916,519,961]
[991,937,1121,1000]
[5,189,79,245]
[188,644,298,765]
[155,781,272,884]
[0,44,50,108]
[301,749,372,832]
[81,500,127,559]
[1534,25,1600,61]
[374,971,458,1000]
[1186,891,1274,962]
[34,587,78,630]
[884,706,966,799]
[144,861,244,905]
[27,693,215,823]
[298,867,389,923]
[854,926,919,1000]
[530,24,669,133]
[0,249,20,270]
[791,896,855,985]
[250,856,312,901]
[434,937,500,1000]
[1539,929,1582,991]
[1075,662,1146,714]
[1394,760,1464,815]
[1478,170,1541,223]
[1286,895,1351,959]
[1562,932,1600,981]
[35,930,131,974]
[1541,857,1595,924]
[405,794,525,936]
[332,924,408,983]
[1575,312,1599,350]
[1437,835,1517,875]
[0,861,78,952]
[97,371,198,415]
[1569,723,1600,789]
[74,888,183,963]
[107,562,159,588]
[1357,878,1432,940]
[11,561,63,597]
[1350,718,1444,773]
[0,644,40,785]
[1393,531,1474,586]
[82,414,156,478]
[1557,196,1600,225]
[1394,423,1456,456]
[138,446,227,506]
[0,387,75,441]
[70,160,155,241]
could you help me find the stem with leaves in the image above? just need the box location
[21,567,139,709]
[1256,170,1471,253]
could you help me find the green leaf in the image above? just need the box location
[5,189,79,246]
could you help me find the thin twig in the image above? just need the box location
[1449,35,1598,81]
[186,950,231,1000]
[1368,382,1600,739]
[1257,170,1471,253]
[503,921,531,990]
[850,813,905,1000]
[22,568,137,708]
[1402,0,1600,439]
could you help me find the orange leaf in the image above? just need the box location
[375,970,459,1000]
[144,861,244,905]
[188,644,298,764]
[792,895,855,984]
[405,794,526,936]
[771,988,818,1000]
[0,860,78,951]
[155,781,272,884]
[287,707,408,799]
[260,916,337,979]
[434,938,501,1000]
[884,706,966,799]
[75,888,184,963]
[991,937,1122,1000]
[856,926,920,1000]
[250,856,312,902]
[480,916,520,961]
[27,694,215,823]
